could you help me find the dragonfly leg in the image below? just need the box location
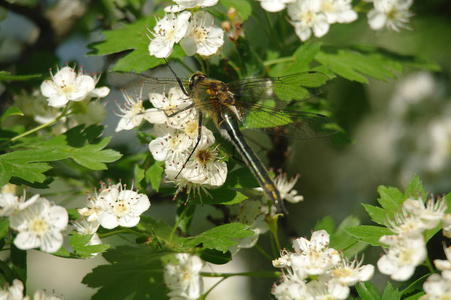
[175,111,203,179]
[164,58,189,96]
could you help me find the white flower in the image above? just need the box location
[377,235,426,281]
[272,271,310,300]
[147,87,194,128]
[77,187,105,223]
[385,209,425,237]
[115,92,149,132]
[329,257,375,298]
[148,125,193,162]
[229,200,270,254]
[0,192,39,217]
[321,0,358,24]
[96,182,150,229]
[40,66,109,108]
[290,230,340,277]
[165,0,218,12]
[148,11,191,58]
[0,279,28,300]
[273,230,340,279]
[180,11,224,57]
[178,136,227,186]
[420,271,451,300]
[164,253,204,299]
[287,0,330,41]
[72,218,102,248]
[257,0,296,12]
[33,289,64,300]
[402,196,447,229]
[9,197,68,253]
[368,0,414,32]
[273,172,303,204]
[443,214,451,238]
[434,245,451,271]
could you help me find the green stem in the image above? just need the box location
[255,243,274,261]
[97,227,149,239]
[263,56,294,67]
[423,256,435,274]
[169,203,191,243]
[200,271,281,278]
[10,104,71,142]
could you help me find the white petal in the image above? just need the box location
[40,80,57,97]
[49,205,69,230]
[14,232,41,250]
[90,86,110,98]
[368,9,387,30]
[98,212,119,229]
[48,95,69,108]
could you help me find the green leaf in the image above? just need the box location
[139,215,173,242]
[219,0,252,21]
[88,14,185,73]
[0,125,121,185]
[363,203,389,225]
[0,218,9,244]
[345,225,393,246]
[147,161,164,192]
[315,45,440,83]
[0,71,42,82]
[178,223,253,252]
[71,234,110,258]
[1,107,23,124]
[269,42,322,76]
[401,274,429,298]
[356,281,381,300]
[314,216,335,233]
[198,248,232,265]
[83,245,171,300]
[330,216,368,257]
[381,282,402,300]
[377,185,404,218]
[404,174,427,200]
[0,150,54,185]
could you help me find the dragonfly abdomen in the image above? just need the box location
[217,106,287,214]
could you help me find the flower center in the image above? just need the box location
[192,27,206,42]
[113,200,130,217]
[301,11,316,26]
[61,84,75,96]
[196,149,213,165]
[29,217,49,236]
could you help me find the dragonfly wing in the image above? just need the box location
[228,71,330,102]
[108,72,187,99]
[241,103,340,139]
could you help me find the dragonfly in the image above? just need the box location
[111,67,339,214]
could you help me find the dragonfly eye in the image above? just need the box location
[189,72,208,90]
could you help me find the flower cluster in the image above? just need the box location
[368,0,414,32]
[0,190,69,254]
[258,0,414,41]
[116,85,228,200]
[272,230,374,299]
[0,279,64,300]
[78,180,150,230]
[377,196,447,281]
[287,0,357,41]
[40,65,110,108]
[164,253,204,299]
[146,87,227,197]
[148,0,224,58]
[420,244,451,299]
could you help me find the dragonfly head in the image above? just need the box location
[188,72,208,90]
